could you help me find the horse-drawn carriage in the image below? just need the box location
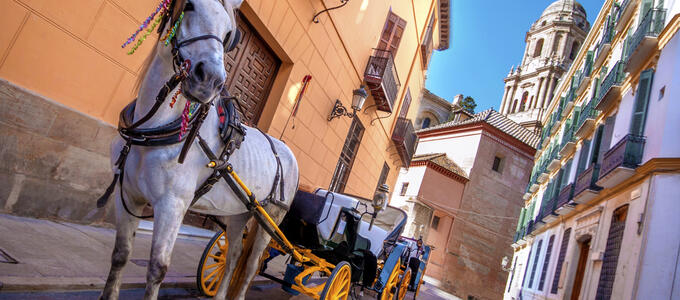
[196,186,431,300]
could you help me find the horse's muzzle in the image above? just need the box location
[183,60,226,103]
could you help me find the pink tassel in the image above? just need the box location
[179,101,191,140]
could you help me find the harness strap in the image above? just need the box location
[257,129,287,208]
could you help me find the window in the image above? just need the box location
[431,215,440,230]
[595,205,629,299]
[512,99,518,113]
[534,38,544,57]
[378,11,407,57]
[630,69,654,136]
[399,88,412,118]
[508,258,518,292]
[400,182,409,196]
[552,34,562,53]
[375,162,390,193]
[569,41,580,60]
[528,239,543,288]
[538,235,556,291]
[421,13,435,67]
[520,92,529,111]
[551,228,572,294]
[329,117,365,193]
[422,117,431,129]
[492,156,503,172]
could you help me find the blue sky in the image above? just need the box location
[425,0,604,112]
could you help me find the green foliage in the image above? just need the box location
[460,96,477,114]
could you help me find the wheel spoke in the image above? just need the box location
[204,265,223,282]
[204,262,223,270]
[208,253,225,261]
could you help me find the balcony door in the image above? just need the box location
[571,237,591,300]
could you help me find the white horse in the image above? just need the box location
[99,0,298,299]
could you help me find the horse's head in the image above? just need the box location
[173,0,243,103]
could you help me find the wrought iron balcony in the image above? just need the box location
[575,100,599,139]
[597,134,646,189]
[391,117,418,167]
[594,20,615,69]
[559,124,576,158]
[541,195,559,223]
[573,164,602,204]
[555,184,575,215]
[575,52,594,96]
[595,61,625,111]
[547,146,561,172]
[526,220,535,235]
[624,8,666,73]
[615,0,634,32]
[364,49,401,112]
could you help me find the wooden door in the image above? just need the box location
[223,12,280,125]
[571,239,591,300]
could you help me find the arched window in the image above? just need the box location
[552,34,562,53]
[512,100,518,113]
[422,117,431,129]
[520,92,529,111]
[569,41,580,59]
[533,39,544,57]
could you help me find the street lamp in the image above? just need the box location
[328,85,368,121]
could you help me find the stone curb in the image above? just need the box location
[0,275,274,292]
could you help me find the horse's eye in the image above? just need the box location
[184,1,194,11]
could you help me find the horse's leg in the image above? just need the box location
[100,191,143,300]
[214,213,251,300]
[232,208,287,300]
[143,197,187,300]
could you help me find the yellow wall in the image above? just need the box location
[0,0,440,199]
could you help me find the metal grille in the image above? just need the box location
[375,162,390,192]
[508,258,518,292]
[528,239,543,288]
[595,205,629,300]
[539,235,556,290]
[551,228,571,293]
[329,118,364,193]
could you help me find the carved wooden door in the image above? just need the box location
[223,13,280,125]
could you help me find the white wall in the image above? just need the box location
[389,165,427,208]
[416,130,482,175]
[635,174,680,299]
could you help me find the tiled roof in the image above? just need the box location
[418,109,540,148]
[412,153,468,179]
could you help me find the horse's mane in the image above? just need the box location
[133,0,237,94]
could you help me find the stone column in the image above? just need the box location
[532,78,543,109]
[547,75,558,108]
[508,84,518,114]
[540,75,549,108]
[501,86,510,114]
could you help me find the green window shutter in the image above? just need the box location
[572,106,582,129]
[517,208,526,231]
[577,139,592,175]
[585,51,594,75]
[630,69,655,136]
[590,125,605,165]
[561,159,574,188]
[641,0,654,23]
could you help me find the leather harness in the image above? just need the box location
[97,12,286,223]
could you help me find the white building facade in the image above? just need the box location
[505,0,680,299]
[500,0,590,133]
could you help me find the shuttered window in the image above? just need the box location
[576,139,591,175]
[590,125,604,165]
[595,205,629,300]
[528,239,543,288]
[521,244,534,288]
[421,13,435,68]
[329,117,365,193]
[539,235,556,291]
[551,228,572,294]
[629,69,654,136]
[378,11,407,56]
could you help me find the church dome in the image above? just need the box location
[541,0,587,18]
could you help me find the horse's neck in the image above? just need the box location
[134,51,187,128]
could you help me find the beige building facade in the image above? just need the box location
[506,0,680,299]
[0,0,450,225]
[500,0,590,134]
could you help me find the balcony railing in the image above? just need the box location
[573,164,602,203]
[599,134,646,184]
[594,18,615,68]
[557,183,574,208]
[615,0,633,32]
[391,117,418,167]
[364,49,401,112]
[595,61,625,111]
[624,8,666,72]
[575,99,599,138]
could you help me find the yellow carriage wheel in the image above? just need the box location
[196,231,228,296]
[380,258,401,300]
[395,268,411,300]
[319,261,351,300]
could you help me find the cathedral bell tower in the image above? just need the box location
[499,0,589,133]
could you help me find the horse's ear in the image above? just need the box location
[222,0,243,9]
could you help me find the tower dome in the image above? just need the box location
[542,0,587,18]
